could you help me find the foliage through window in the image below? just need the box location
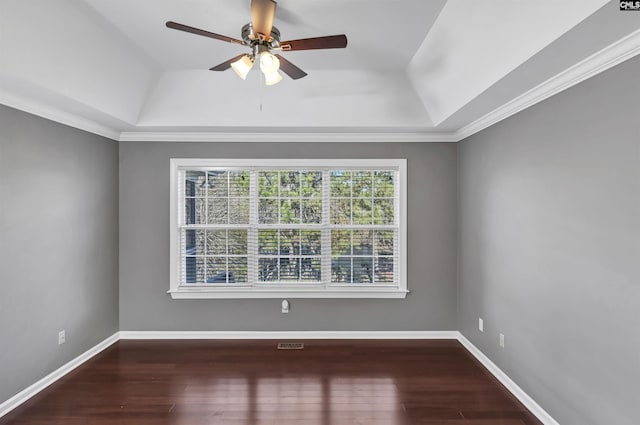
[170,159,407,298]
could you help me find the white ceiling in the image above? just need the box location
[84,0,447,71]
[0,0,639,141]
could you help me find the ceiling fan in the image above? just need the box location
[166,0,348,85]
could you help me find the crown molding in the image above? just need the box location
[0,88,121,141]
[118,131,458,143]
[454,28,640,142]
[1,30,638,144]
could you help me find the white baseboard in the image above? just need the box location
[457,333,560,425]
[119,330,459,340]
[0,332,120,419]
[0,330,558,425]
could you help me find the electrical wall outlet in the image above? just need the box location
[281,299,289,314]
[499,333,505,348]
[58,330,66,345]
[478,317,484,332]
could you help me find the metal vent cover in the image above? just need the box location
[277,342,304,350]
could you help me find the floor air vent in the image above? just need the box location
[277,342,304,350]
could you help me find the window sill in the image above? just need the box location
[168,288,409,299]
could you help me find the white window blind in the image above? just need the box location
[169,159,407,299]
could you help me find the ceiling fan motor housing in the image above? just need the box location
[241,23,281,49]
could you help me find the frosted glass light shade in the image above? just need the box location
[264,71,283,86]
[260,52,280,74]
[231,55,254,80]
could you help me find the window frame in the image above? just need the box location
[169,158,408,299]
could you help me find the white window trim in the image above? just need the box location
[169,158,408,299]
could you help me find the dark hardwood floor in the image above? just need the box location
[0,340,542,425]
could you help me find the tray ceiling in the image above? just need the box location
[0,0,638,140]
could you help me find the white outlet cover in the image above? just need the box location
[499,333,505,348]
[478,318,484,332]
[58,330,66,345]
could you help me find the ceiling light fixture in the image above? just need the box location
[166,0,348,86]
[264,70,283,86]
[259,51,279,74]
[229,48,283,85]
[259,51,282,85]
[230,55,254,80]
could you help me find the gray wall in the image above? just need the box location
[6,48,636,425]
[0,106,119,404]
[458,56,640,424]
[119,142,458,331]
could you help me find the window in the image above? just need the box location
[169,159,407,298]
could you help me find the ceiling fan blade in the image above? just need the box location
[210,54,249,71]
[251,0,277,41]
[166,21,244,46]
[280,35,347,51]
[274,55,307,80]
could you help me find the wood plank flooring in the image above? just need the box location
[0,340,542,425]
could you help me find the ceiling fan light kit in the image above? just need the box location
[260,51,279,74]
[166,0,347,85]
[264,69,283,86]
[230,55,254,80]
